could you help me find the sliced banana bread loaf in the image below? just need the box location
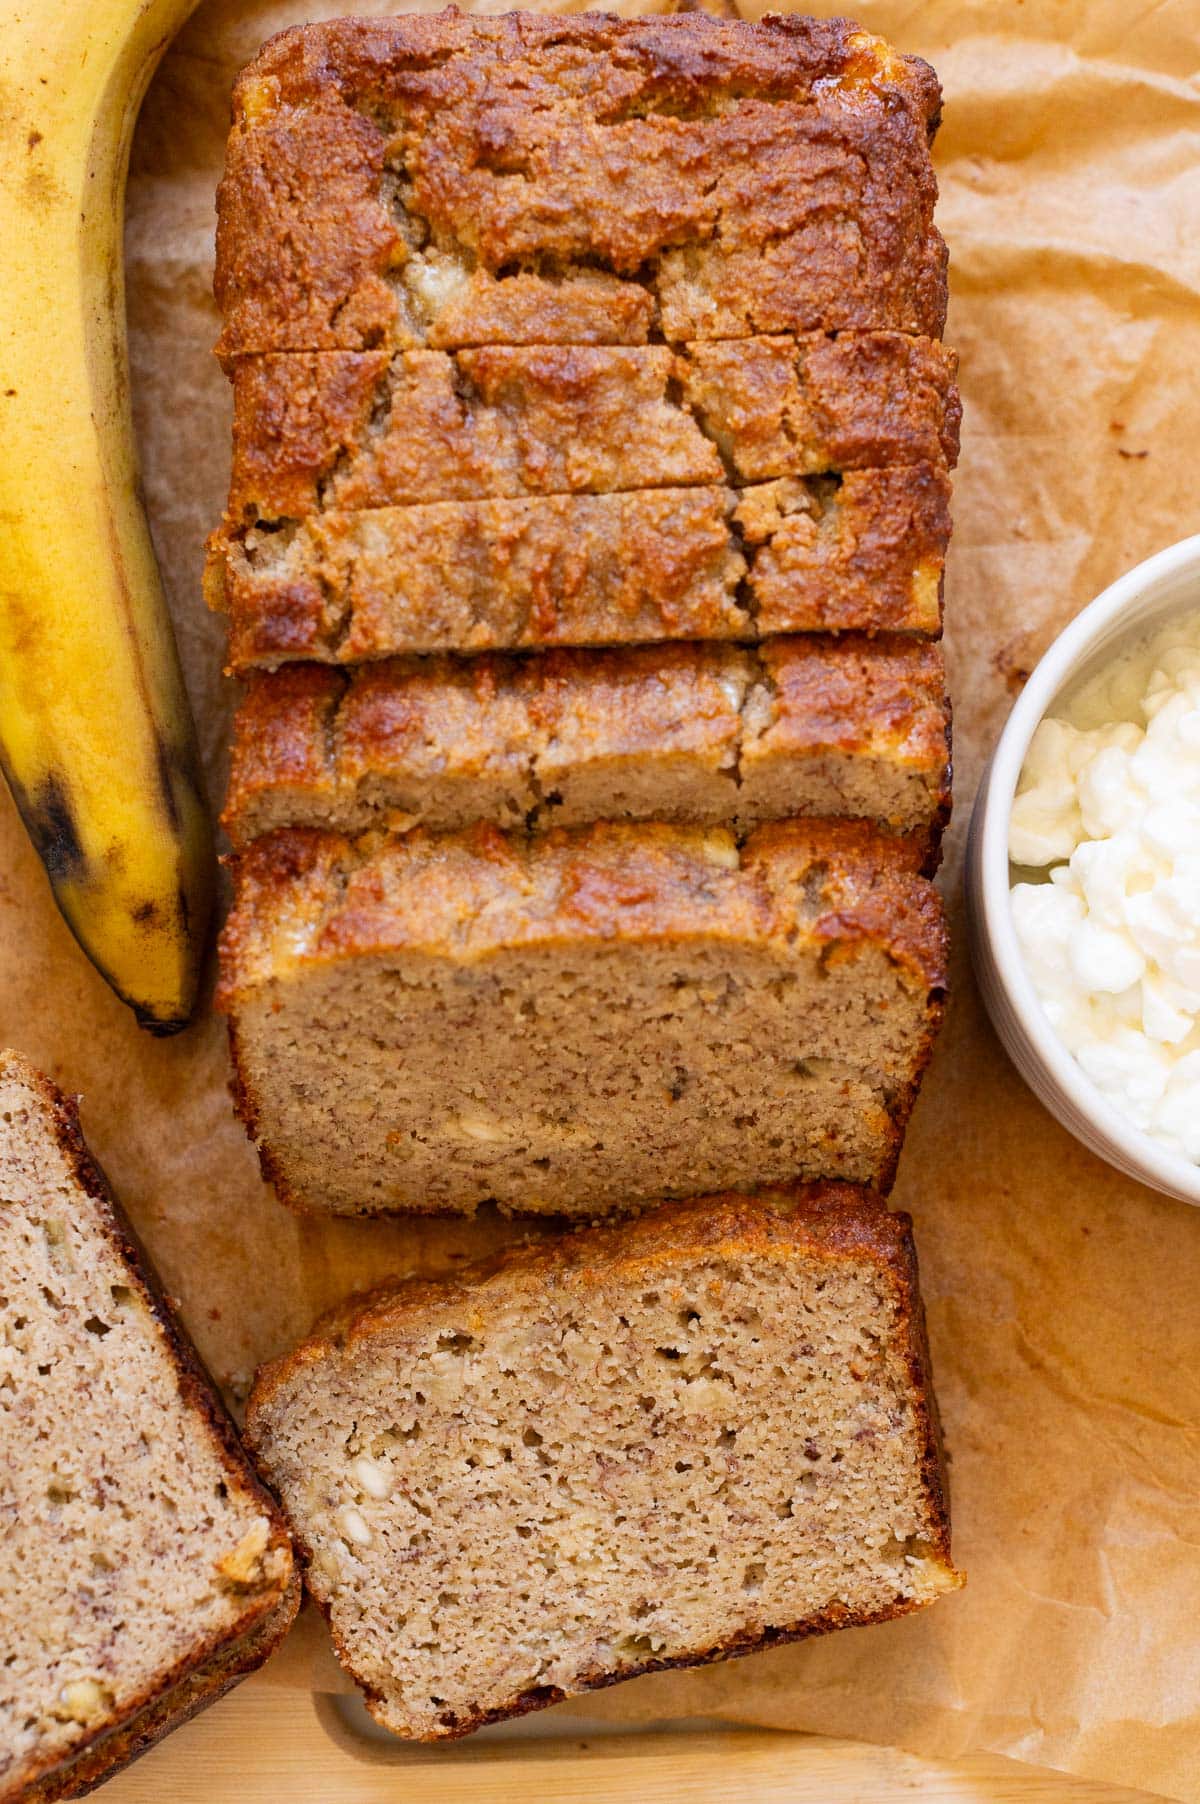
[218,820,946,1217]
[0,1052,298,1804]
[214,14,945,359]
[209,468,949,666]
[245,1185,961,1740]
[223,637,950,853]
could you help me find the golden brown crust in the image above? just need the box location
[737,465,951,637]
[214,12,945,357]
[753,635,948,762]
[212,488,749,665]
[262,1183,911,1359]
[222,637,950,848]
[246,1186,958,1738]
[232,10,939,116]
[226,664,343,832]
[747,634,953,845]
[0,1051,299,1804]
[222,346,723,522]
[216,817,947,1006]
[219,335,959,527]
[15,1589,297,1804]
[209,469,949,666]
[682,333,961,482]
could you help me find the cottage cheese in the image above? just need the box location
[1009,612,1200,1163]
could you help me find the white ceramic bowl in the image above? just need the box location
[965,533,1200,1206]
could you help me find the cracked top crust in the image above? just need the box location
[214,10,946,356]
[221,636,951,848]
[217,816,948,1005]
[219,334,960,529]
[209,466,950,667]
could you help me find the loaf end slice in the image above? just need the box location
[246,1185,961,1740]
[214,13,945,358]
[0,1053,299,1804]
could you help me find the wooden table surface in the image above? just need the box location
[101,1675,1163,1802]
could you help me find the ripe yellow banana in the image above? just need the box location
[0,0,212,1032]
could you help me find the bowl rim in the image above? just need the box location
[973,531,1200,1205]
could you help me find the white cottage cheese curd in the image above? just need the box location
[1009,613,1200,1163]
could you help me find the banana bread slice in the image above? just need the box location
[219,335,959,525]
[0,1052,298,1804]
[214,14,944,359]
[244,1185,961,1740]
[217,820,946,1217]
[208,468,949,666]
[223,637,950,854]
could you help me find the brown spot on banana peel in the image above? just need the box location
[155,736,183,835]
[3,768,88,885]
[0,588,40,656]
[0,757,198,1035]
[21,151,67,212]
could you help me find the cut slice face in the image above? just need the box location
[217,819,947,1217]
[244,1185,961,1740]
[0,1052,298,1804]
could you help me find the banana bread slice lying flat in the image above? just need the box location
[223,637,951,854]
[0,1052,298,1804]
[214,14,945,359]
[218,820,946,1216]
[209,468,950,667]
[245,1185,961,1740]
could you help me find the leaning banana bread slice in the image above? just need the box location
[217,334,959,524]
[214,13,945,359]
[208,468,949,666]
[0,1052,298,1804]
[245,1185,961,1741]
[218,820,946,1217]
[223,637,951,854]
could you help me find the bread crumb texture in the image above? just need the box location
[246,1187,961,1739]
[0,1052,297,1804]
[218,820,946,1216]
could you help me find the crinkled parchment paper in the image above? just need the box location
[1,0,1198,1794]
